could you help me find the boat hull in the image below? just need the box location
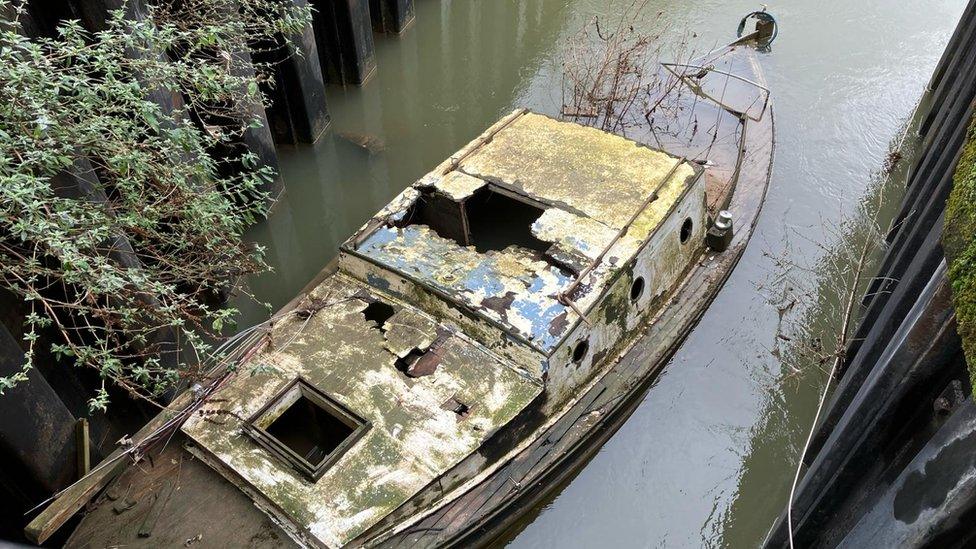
[360,44,775,549]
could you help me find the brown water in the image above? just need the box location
[237,0,967,546]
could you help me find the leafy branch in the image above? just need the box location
[0,0,311,411]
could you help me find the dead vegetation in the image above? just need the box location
[560,0,698,136]
[752,117,914,545]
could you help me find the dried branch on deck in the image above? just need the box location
[560,0,696,136]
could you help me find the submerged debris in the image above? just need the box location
[338,131,386,154]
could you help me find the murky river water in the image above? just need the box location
[236,0,966,546]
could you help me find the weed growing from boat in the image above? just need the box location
[560,0,698,137]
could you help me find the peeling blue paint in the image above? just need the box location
[357,225,577,352]
[459,263,508,298]
[366,273,391,291]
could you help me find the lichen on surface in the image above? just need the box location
[348,113,699,355]
[421,170,486,201]
[458,113,696,231]
[944,113,976,395]
[182,275,540,547]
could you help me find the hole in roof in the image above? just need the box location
[401,188,469,245]
[395,349,425,374]
[399,186,549,255]
[572,339,589,363]
[247,380,368,481]
[630,276,645,303]
[361,301,395,331]
[395,348,440,378]
[442,396,471,419]
[464,187,549,254]
[680,217,694,244]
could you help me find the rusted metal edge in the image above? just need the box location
[661,62,769,122]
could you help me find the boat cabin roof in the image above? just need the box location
[343,111,700,354]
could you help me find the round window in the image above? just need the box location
[630,276,645,302]
[572,340,589,363]
[680,217,694,244]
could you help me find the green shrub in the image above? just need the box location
[0,0,310,410]
[945,114,976,394]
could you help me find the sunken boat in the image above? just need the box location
[47,33,775,549]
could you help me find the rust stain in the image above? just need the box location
[480,291,516,321]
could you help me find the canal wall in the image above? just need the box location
[764,1,976,546]
[0,0,413,541]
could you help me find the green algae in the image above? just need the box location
[944,114,976,395]
[182,274,541,547]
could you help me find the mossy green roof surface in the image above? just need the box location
[182,274,541,547]
[347,112,698,354]
[944,114,976,395]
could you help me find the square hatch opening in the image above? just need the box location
[245,378,369,481]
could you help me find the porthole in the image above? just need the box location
[680,217,694,244]
[630,276,645,303]
[571,340,589,364]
